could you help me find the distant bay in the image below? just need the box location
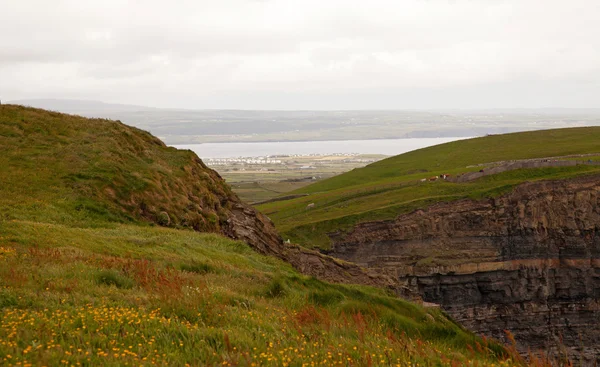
[174,137,471,159]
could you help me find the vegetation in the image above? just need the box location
[218,154,386,204]
[0,104,234,233]
[1,222,523,366]
[0,105,540,366]
[231,181,313,204]
[257,127,600,249]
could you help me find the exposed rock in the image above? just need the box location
[221,201,415,299]
[222,202,283,256]
[283,244,415,298]
[103,144,413,299]
[329,175,600,364]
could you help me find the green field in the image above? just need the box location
[258,127,600,249]
[0,105,536,366]
[214,154,387,204]
[230,181,313,204]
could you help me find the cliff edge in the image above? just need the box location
[330,174,600,364]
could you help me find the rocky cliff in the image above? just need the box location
[222,196,405,295]
[329,175,600,364]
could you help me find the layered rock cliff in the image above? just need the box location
[329,175,600,364]
[222,197,405,294]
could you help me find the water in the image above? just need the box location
[174,137,470,159]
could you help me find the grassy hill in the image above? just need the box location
[257,127,600,249]
[0,105,526,366]
[0,104,239,233]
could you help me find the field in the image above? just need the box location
[257,127,600,249]
[0,105,537,366]
[212,154,386,204]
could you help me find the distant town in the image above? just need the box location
[205,153,380,168]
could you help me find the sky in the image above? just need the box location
[1,0,599,110]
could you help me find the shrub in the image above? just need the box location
[308,290,344,306]
[95,269,134,289]
[265,278,287,298]
[0,292,18,307]
[180,262,215,274]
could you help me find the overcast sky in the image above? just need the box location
[1,0,599,110]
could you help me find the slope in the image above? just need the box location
[0,105,522,366]
[257,127,600,248]
[0,104,283,252]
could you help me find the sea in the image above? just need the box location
[174,137,471,159]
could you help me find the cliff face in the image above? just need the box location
[223,200,408,297]
[329,175,600,363]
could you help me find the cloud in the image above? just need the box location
[1,0,599,108]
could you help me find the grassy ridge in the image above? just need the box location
[258,127,600,249]
[297,127,600,194]
[0,105,234,233]
[0,106,526,366]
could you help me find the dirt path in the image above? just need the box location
[448,154,600,183]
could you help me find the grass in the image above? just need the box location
[221,155,385,204]
[296,127,600,194]
[230,181,313,204]
[0,105,542,366]
[257,127,600,249]
[0,104,234,233]
[0,220,524,367]
[95,269,136,289]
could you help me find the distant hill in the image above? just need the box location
[8,98,156,114]
[8,99,600,144]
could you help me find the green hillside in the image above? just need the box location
[0,105,238,233]
[0,105,525,366]
[258,127,600,249]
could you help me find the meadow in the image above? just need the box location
[257,127,600,249]
[0,220,527,367]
